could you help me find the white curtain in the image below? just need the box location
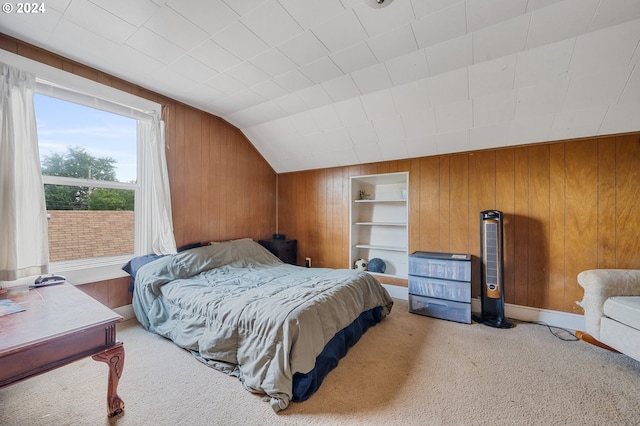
[136,113,177,255]
[0,63,49,280]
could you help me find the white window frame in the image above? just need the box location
[1,50,162,284]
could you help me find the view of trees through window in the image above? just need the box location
[35,93,137,262]
[41,147,134,211]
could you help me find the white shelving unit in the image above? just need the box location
[349,172,409,280]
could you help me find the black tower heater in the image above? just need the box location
[476,210,513,328]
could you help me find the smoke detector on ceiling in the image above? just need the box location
[364,0,395,9]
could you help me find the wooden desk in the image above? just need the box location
[0,283,125,417]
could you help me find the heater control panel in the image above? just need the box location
[408,251,473,324]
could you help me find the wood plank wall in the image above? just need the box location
[1,35,277,307]
[278,134,640,314]
[165,104,276,247]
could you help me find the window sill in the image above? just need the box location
[49,255,131,285]
[0,261,129,289]
[51,263,130,285]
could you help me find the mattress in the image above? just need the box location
[131,238,393,411]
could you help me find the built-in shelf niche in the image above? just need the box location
[349,172,409,279]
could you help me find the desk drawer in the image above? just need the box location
[409,294,471,324]
[409,275,471,303]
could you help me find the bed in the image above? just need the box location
[128,238,393,412]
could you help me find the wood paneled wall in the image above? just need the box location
[165,104,276,246]
[278,134,640,314]
[78,277,132,309]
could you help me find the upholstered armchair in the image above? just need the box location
[577,269,640,362]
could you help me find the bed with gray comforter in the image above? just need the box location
[132,238,393,412]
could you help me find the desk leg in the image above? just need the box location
[92,342,125,417]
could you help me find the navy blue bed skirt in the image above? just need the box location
[291,306,384,402]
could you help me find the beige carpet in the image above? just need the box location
[1,299,639,426]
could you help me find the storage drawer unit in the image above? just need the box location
[408,251,472,324]
[259,239,297,265]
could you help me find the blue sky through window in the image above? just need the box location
[34,93,137,183]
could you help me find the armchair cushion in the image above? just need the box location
[604,296,640,331]
[577,269,640,340]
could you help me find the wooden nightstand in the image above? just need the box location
[259,239,297,265]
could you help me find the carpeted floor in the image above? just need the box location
[1,299,639,426]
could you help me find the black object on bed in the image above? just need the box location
[128,238,393,412]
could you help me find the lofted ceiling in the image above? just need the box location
[1,0,639,173]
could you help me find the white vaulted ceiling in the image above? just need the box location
[1,0,639,173]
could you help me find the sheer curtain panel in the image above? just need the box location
[0,62,49,281]
[136,113,177,256]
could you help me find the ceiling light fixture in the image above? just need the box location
[364,0,395,9]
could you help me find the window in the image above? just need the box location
[1,48,175,285]
[35,92,138,266]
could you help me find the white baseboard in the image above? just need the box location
[383,283,410,300]
[114,304,135,321]
[383,284,585,331]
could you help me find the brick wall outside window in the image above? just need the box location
[47,211,134,262]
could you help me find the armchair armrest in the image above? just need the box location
[577,269,640,339]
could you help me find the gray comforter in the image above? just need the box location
[132,239,393,411]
